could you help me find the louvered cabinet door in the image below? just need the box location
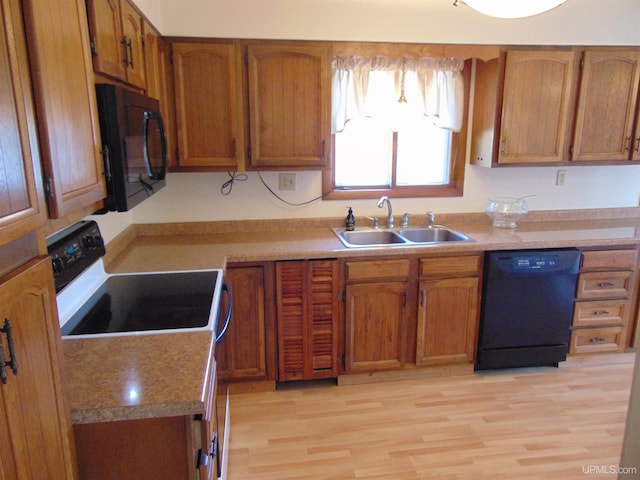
[276,260,339,381]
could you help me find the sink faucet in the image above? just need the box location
[427,211,435,227]
[377,196,393,228]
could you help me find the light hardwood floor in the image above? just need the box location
[226,356,636,480]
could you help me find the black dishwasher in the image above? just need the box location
[476,249,581,371]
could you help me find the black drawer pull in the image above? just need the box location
[597,282,615,288]
[593,310,610,316]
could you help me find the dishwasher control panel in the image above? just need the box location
[513,255,560,271]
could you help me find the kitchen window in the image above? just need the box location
[322,55,469,199]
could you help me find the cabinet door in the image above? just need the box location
[86,0,126,81]
[572,50,640,162]
[121,0,145,89]
[246,43,330,169]
[276,260,339,381]
[0,0,45,247]
[345,281,407,372]
[0,257,77,479]
[23,0,106,218]
[416,277,479,366]
[143,22,174,167]
[172,41,245,170]
[217,266,267,380]
[499,50,576,164]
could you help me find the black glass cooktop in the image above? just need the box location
[61,270,219,336]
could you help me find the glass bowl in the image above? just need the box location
[486,197,529,228]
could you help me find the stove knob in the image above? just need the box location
[83,235,103,249]
[51,257,64,274]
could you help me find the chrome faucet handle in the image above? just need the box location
[426,211,435,227]
[366,217,380,229]
[377,196,394,228]
[401,213,410,228]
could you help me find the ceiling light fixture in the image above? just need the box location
[453,0,568,19]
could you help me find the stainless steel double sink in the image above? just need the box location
[333,225,473,248]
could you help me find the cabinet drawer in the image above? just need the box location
[581,249,637,270]
[572,299,628,327]
[345,259,409,281]
[570,326,626,354]
[576,271,632,299]
[419,254,481,277]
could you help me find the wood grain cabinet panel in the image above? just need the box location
[571,247,639,354]
[22,0,106,219]
[572,50,640,162]
[246,42,330,169]
[172,41,245,171]
[416,277,479,366]
[345,281,408,372]
[86,0,146,89]
[120,0,145,89]
[276,259,340,381]
[0,0,45,247]
[498,50,576,164]
[0,257,77,480]
[473,47,640,167]
[217,265,268,381]
[85,0,126,81]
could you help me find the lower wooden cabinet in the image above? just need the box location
[276,259,340,381]
[570,248,638,354]
[416,276,479,366]
[217,264,275,382]
[0,257,78,479]
[344,258,412,373]
[74,360,220,480]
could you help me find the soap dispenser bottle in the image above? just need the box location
[345,207,356,231]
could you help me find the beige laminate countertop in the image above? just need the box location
[63,208,640,424]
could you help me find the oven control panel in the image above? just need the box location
[46,220,105,292]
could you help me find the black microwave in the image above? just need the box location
[94,84,167,213]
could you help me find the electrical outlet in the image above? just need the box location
[279,173,296,191]
[556,169,567,186]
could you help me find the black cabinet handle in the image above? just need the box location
[0,319,18,384]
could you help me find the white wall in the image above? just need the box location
[90,0,640,243]
[91,162,640,243]
[133,0,640,46]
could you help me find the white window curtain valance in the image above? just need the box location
[331,55,465,133]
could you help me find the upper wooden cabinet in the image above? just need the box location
[472,47,640,167]
[0,0,46,247]
[246,42,330,169]
[143,20,174,166]
[86,0,146,89]
[23,0,106,219]
[472,49,577,166]
[571,50,640,163]
[171,40,245,171]
[170,39,331,171]
[499,50,576,164]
